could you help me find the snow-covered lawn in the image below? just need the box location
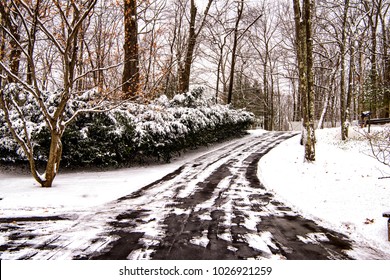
[0,140,238,218]
[259,125,390,258]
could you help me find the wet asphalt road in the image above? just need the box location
[85,131,353,260]
[1,132,357,260]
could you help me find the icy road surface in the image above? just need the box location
[0,132,382,260]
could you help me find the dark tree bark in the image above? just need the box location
[380,3,390,118]
[122,0,139,98]
[178,0,197,93]
[227,0,244,105]
[340,0,349,140]
[0,2,21,83]
[26,0,41,85]
[363,0,381,117]
[384,31,390,118]
[0,12,5,88]
[178,0,213,93]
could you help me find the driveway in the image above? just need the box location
[0,132,376,260]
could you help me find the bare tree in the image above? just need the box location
[178,0,213,93]
[249,1,281,130]
[200,0,233,103]
[139,0,167,98]
[226,0,262,105]
[227,0,244,104]
[0,0,100,188]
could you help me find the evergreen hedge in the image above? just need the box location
[0,87,254,167]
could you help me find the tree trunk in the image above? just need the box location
[216,38,226,103]
[179,0,213,93]
[293,0,307,145]
[164,4,180,97]
[270,61,275,131]
[294,0,315,161]
[346,38,354,125]
[41,132,63,188]
[363,0,381,117]
[304,0,315,161]
[0,2,22,83]
[122,0,139,98]
[381,10,390,118]
[0,14,5,88]
[9,36,21,84]
[340,0,349,140]
[263,54,269,129]
[227,0,244,105]
[318,86,331,130]
[357,37,365,119]
[179,0,197,93]
[26,0,40,85]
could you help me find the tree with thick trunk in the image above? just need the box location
[293,0,315,161]
[0,1,21,83]
[122,0,139,98]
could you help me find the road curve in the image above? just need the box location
[0,131,362,260]
[83,132,353,260]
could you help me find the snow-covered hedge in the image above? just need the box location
[1,87,254,167]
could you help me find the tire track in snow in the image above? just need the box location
[85,131,355,260]
[2,131,375,260]
[0,132,273,260]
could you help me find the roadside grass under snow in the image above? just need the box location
[0,140,238,218]
[258,125,390,259]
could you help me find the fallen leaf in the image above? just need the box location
[364,218,375,224]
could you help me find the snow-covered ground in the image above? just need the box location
[0,126,389,259]
[0,139,242,218]
[259,125,390,258]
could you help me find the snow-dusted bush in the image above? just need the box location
[1,87,254,166]
[0,84,102,164]
[0,84,47,163]
[34,111,137,166]
[127,88,254,162]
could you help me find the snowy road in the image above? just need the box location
[0,131,377,260]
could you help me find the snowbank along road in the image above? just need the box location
[0,131,377,259]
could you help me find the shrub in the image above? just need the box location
[1,87,254,167]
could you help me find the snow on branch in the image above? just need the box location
[364,127,390,168]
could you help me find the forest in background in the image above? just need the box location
[1,0,389,130]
